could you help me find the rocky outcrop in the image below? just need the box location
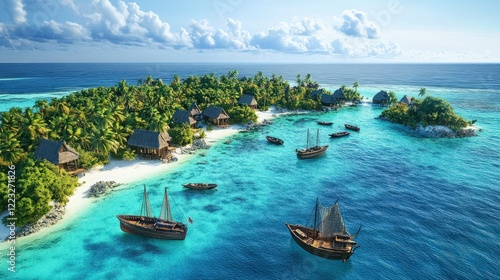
[377,116,478,138]
[15,203,66,237]
[180,139,210,154]
[88,181,120,198]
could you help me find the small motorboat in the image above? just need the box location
[266,136,284,145]
[182,183,218,190]
[329,131,350,138]
[344,124,360,131]
[317,121,333,126]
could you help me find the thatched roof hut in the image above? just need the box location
[34,138,79,170]
[373,90,390,104]
[203,106,230,126]
[238,94,258,109]
[172,109,197,128]
[400,95,412,105]
[188,102,202,120]
[320,94,338,107]
[128,129,172,159]
[333,88,347,101]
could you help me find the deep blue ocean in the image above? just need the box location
[0,63,499,279]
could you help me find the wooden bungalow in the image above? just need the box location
[320,94,338,107]
[34,138,79,171]
[333,88,347,102]
[238,94,258,109]
[128,129,173,160]
[373,90,390,104]
[172,109,197,128]
[400,95,412,105]
[188,102,203,121]
[203,106,230,127]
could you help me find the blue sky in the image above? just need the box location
[0,0,499,62]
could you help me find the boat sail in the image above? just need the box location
[285,199,360,262]
[117,186,187,240]
[296,129,328,159]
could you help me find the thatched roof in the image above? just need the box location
[311,89,324,97]
[238,94,257,106]
[320,94,338,105]
[203,106,230,120]
[172,110,196,125]
[188,102,201,116]
[34,138,79,164]
[373,90,390,103]
[128,129,171,149]
[400,95,412,105]
[333,88,346,99]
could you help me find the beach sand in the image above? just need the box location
[0,108,279,241]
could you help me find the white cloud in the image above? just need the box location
[337,9,380,39]
[0,2,401,60]
[5,0,27,24]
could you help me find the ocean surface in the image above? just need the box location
[0,63,499,279]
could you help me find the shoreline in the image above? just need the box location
[0,108,279,242]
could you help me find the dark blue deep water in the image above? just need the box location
[0,63,499,279]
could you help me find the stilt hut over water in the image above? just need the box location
[203,106,230,127]
[373,90,390,104]
[128,129,172,160]
[34,139,80,171]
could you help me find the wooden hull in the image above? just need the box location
[296,145,328,159]
[317,122,333,126]
[183,183,217,190]
[266,136,284,145]
[117,215,187,240]
[285,223,355,261]
[329,132,350,138]
[344,124,360,131]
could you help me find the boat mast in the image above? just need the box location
[316,129,320,147]
[306,129,310,149]
[159,187,173,221]
[313,198,319,238]
[141,185,153,217]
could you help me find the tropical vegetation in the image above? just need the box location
[381,91,470,131]
[0,70,332,226]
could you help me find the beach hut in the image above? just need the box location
[400,95,412,105]
[34,138,79,171]
[203,105,230,127]
[238,94,258,109]
[172,109,197,128]
[333,87,347,102]
[188,102,203,121]
[373,90,390,104]
[320,94,338,107]
[128,129,172,160]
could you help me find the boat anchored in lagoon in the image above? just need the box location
[116,186,187,240]
[296,129,328,159]
[285,198,360,262]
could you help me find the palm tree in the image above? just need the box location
[353,81,359,92]
[419,87,427,98]
[0,131,26,164]
[90,128,119,155]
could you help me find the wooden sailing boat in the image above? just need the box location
[285,199,360,262]
[296,129,328,159]
[117,186,187,240]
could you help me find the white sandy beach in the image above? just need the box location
[0,108,279,242]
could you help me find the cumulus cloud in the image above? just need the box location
[188,18,251,50]
[337,9,380,39]
[0,1,400,59]
[250,18,330,53]
[4,0,27,24]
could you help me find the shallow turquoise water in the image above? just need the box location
[0,64,499,279]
